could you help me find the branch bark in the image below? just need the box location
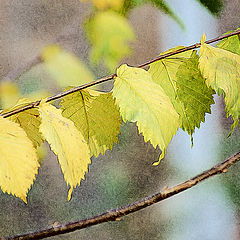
[1,29,240,118]
[2,151,240,240]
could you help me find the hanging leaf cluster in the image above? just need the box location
[0,30,240,203]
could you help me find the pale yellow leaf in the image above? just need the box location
[2,98,43,148]
[38,102,91,200]
[199,40,240,130]
[0,116,39,203]
[41,45,95,88]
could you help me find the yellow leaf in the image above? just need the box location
[112,64,180,164]
[199,42,240,131]
[0,81,20,109]
[61,89,121,157]
[85,11,135,71]
[2,98,43,148]
[38,102,91,200]
[41,45,95,88]
[0,116,39,203]
[200,33,206,45]
[82,0,123,10]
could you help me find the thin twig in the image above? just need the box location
[2,151,240,240]
[1,29,240,118]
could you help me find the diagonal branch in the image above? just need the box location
[2,150,240,240]
[1,29,240,118]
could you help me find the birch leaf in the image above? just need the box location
[199,39,240,131]
[112,64,180,164]
[0,116,39,203]
[38,102,91,201]
[60,89,121,157]
[2,98,43,148]
[148,47,213,140]
[176,51,215,137]
[217,28,240,55]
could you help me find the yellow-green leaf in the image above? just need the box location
[2,98,43,148]
[85,11,135,71]
[176,52,215,137]
[199,40,240,131]
[217,28,240,55]
[38,102,91,200]
[149,47,206,140]
[112,64,180,164]
[60,89,121,157]
[0,116,39,203]
[41,45,95,88]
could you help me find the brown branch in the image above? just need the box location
[1,29,240,118]
[2,151,240,240]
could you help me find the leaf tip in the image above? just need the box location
[200,33,207,45]
[67,186,73,202]
[152,152,164,166]
[21,195,28,204]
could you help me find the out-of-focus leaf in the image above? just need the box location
[197,0,223,16]
[121,0,183,28]
[82,0,124,10]
[85,11,135,71]
[41,45,95,88]
[0,81,20,109]
[0,116,39,203]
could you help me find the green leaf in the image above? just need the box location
[197,0,223,16]
[148,47,211,140]
[85,11,135,71]
[148,0,184,28]
[199,41,240,131]
[176,51,215,137]
[60,89,121,157]
[217,29,240,55]
[121,0,183,28]
[38,102,91,201]
[41,45,95,88]
[2,98,44,148]
[112,64,180,164]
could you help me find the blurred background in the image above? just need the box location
[0,0,240,239]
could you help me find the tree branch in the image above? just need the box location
[1,29,240,118]
[2,151,240,240]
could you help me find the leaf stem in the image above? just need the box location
[1,29,240,118]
